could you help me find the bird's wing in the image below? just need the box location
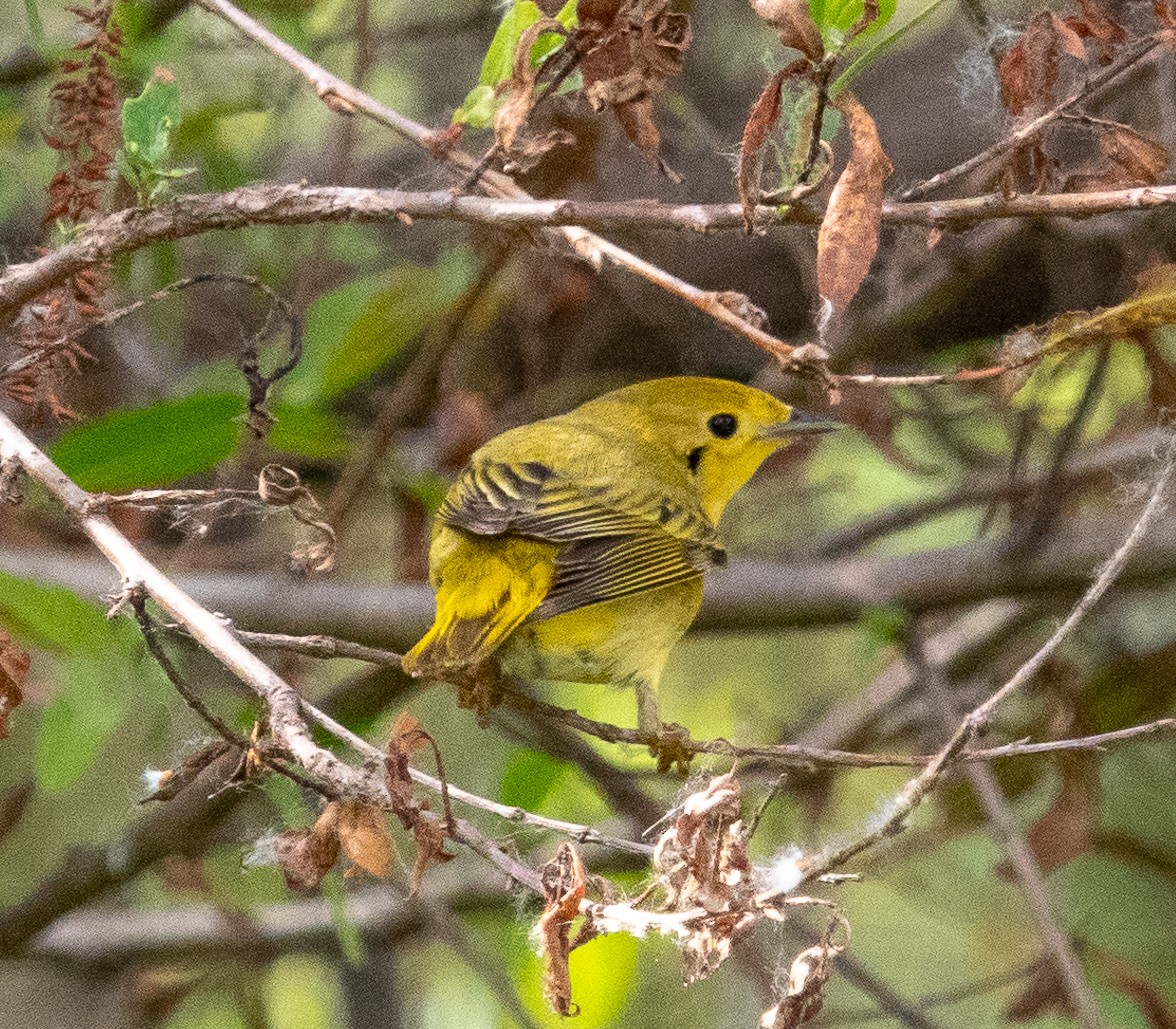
[532,532,711,620]
[438,457,722,550]
[437,457,722,620]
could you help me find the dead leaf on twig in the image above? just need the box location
[737,61,809,231]
[761,940,845,1029]
[537,842,590,1016]
[384,712,454,893]
[0,628,30,741]
[999,753,1098,877]
[578,0,691,177]
[653,771,757,982]
[273,806,343,893]
[816,94,892,321]
[334,800,395,879]
[748,0,824,60]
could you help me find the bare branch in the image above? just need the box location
[899,33,1169,201]
[789,433,1176,884]
[5,183,1176,328]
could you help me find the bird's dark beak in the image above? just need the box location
[764,409,839,438]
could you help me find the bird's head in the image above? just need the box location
[580,376,835,524]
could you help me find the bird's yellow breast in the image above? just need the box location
[497,576,704,690]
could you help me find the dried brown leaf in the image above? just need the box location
[1099,122,1171,185]
[0,629,30,741]
[738,63,808,231]
[335,800,395,879]
[844,0,880,45]
[493,17,567,153]
[652,772,757,983]
[999,754,1098,877]
[816,94,892,318]
[749,0,824,60]
[537,843,589,1016]
[998,13,1086,118]
[761,943,843,1029]
[386,711,427,829]
[1071,0,1127,63]
[410,810,454,894]
[578,0,691,172]
[273,822,340,893]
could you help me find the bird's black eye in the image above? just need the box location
[707,413,738,439]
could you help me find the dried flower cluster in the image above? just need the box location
[6,0,121,417]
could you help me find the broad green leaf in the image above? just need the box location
[121,74,183,167]
[453,0,577,128]
[808,0,896,49]
[0,571,117,657]
[35,655,129,791]
[51,392,245,491]
[287,250,474,403]
[268,402,349,460]
[500,749,566,811]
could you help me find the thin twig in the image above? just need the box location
[898,33,1168,200]
[190,0,814,374]
[903,628,1104,1029]
[0,412,653,875]
[785,433,1176,886]
[6,183,1176,327]
[225,624,1176,770]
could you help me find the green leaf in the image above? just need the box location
[268,403,349,460]
[808,0,896,49]
[452,0,577,128]
[35,655,129,791]
[286,251,474,403]
[0,571,116,658]
[121,74,183,167]
[500,750,566,812]
[50,392,246,491]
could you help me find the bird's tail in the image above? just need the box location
[401,533,556,679]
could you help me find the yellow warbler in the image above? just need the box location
[402,376,832,748]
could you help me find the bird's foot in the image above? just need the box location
[453,666,504,727]
[641,721,694,775]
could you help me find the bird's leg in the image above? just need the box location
[635,681,693,775]
[453,663,505,727]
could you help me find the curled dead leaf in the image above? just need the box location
[0,628,30,741]
[761,942,845,1029]
[748,0,824,60]
[537,843,589,1016]
[652,772,757,983]
[816,94,892,320]
[737,62,808,231]
[577,0,691,174]
[335,800,395,879]
[273,821,341,893]
[411,811,454,894]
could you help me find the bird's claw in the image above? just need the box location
[642,721,693,775]
[454,667,503,727]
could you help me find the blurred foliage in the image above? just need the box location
[2,0,1176,1027]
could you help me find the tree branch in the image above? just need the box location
[787,432,1176,884]
[5,183,1176,326]
[191,0,818,374]
[899,33,1169,201]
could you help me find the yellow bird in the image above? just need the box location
[402,376,832,755]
